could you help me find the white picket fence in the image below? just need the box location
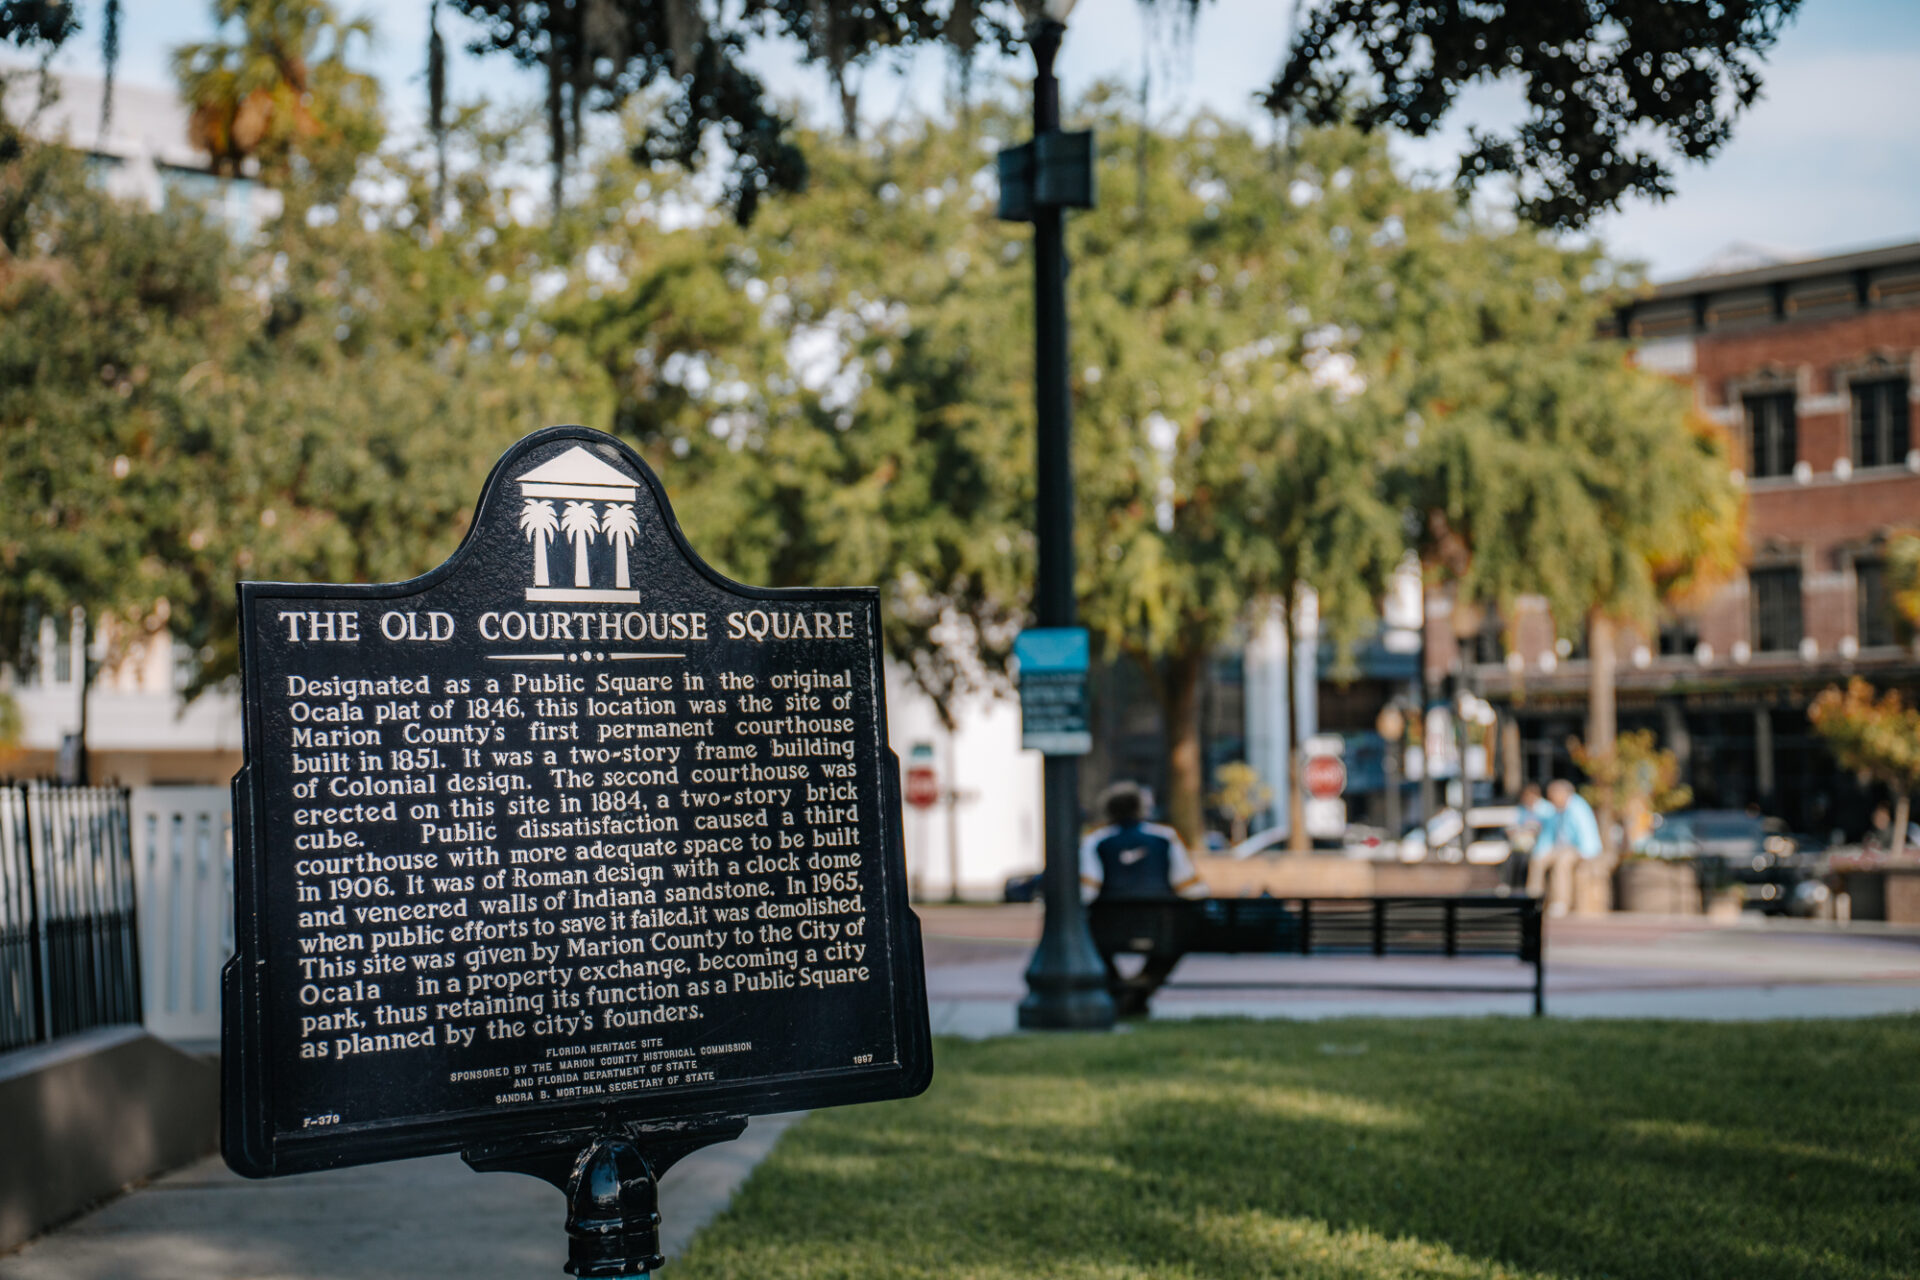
[129,786,232,1042]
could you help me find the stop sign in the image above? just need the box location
[905,765,940,809]
[1303,754,1346,801]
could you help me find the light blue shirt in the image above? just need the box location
[1537,794,1603,858]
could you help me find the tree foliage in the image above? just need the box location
[567,111,1032,723]
[1268,0,1805,229]
[1570,728,1690,852]
[1889,531,1920,633]
[1209,760,1271,845]
[1811,679,1920,860]
[427,0,1803,229]
[0,0,78,52]
[0,106,233,685]
[1410,307,1744,638]
[171,0,383,192]
[1,24,1754,832]
[0,99,613,702]
[577,97,1719,843]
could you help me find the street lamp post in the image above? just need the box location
[1000,0,1112,1031]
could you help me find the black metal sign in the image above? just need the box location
[224,426,931,1188]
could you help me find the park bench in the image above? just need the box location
[1087,895,1545,1017]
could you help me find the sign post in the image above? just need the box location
[223,426,931,1275]
[1301,736,1347,841]
[1010,626,1110,1029]
[905,743,939,811]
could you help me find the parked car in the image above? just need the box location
[1227,824,1388,860]
[1002,871,1042,903]
[1398,806,1521,865]
[1641,809,1826,915]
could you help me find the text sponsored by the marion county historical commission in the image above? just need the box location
[261,601,894,1130]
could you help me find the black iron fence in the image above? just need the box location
[1,783,142,1053]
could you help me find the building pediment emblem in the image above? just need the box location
[515,445,642,603]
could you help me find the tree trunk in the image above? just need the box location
[835,67,859,141]
[428,0,446,232]
[1147,646,1207,851]
[1287,599,1309,853]
[1288,746,1308,852]
[1588,612,1618,857]
[1895,792,1912,861]
[75,614,93,786]
[944,724,962,903]
[1586,613,1617,756]
[546,33,567,214]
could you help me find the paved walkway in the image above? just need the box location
[0,1115,803,1280]
[9,907,1920,1277]
[919,905,1920,1034]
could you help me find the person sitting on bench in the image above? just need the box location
[1079,781,1207,1014]
[1525,778,1601,916]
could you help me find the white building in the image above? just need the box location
[883,666,1045,900]
[1,66,279,232]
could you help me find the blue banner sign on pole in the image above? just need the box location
[1014,627,1091,756]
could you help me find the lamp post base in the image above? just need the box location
[1017,757,1115,1031]
[1017,976,1115,1031]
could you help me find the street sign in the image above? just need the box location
[1304,754,1346,800]
[224,426,932,1195]
[905,766,939,809]
[1303,797,1346,840]
[1013,628,1090,756]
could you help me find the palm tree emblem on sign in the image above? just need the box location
[601,503,639,590]
[513,445,644,603]
[560,501,599,587]
[520,499,559,587]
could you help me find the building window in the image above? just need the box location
[1857,560,1896,647]
[1469,614,1505,665]
[1658,615,1700,657]
[1750,566,1804,652]
[1743,391,1797,478]
[52,619,72,684]
[1852,377,1911,469]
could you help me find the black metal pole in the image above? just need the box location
[1383,732,1401,843]
[1018,18,1114,1032]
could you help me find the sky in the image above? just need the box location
[36,0,1920,281]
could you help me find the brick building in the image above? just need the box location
[1441,241,1920,840]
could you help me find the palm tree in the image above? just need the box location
[560,501,599,588]
[520,500,559,587]
[601,503,639,590]
[171,0,382,186]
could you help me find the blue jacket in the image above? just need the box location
[1536,794,1603,857]
[1078,822,1205,900]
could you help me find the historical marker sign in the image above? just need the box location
[224,426,931,1179]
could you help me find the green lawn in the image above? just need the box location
[675,1018,1920,1279]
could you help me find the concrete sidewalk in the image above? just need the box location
[919,905,1920,1035]
[0,1114,803,1280]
